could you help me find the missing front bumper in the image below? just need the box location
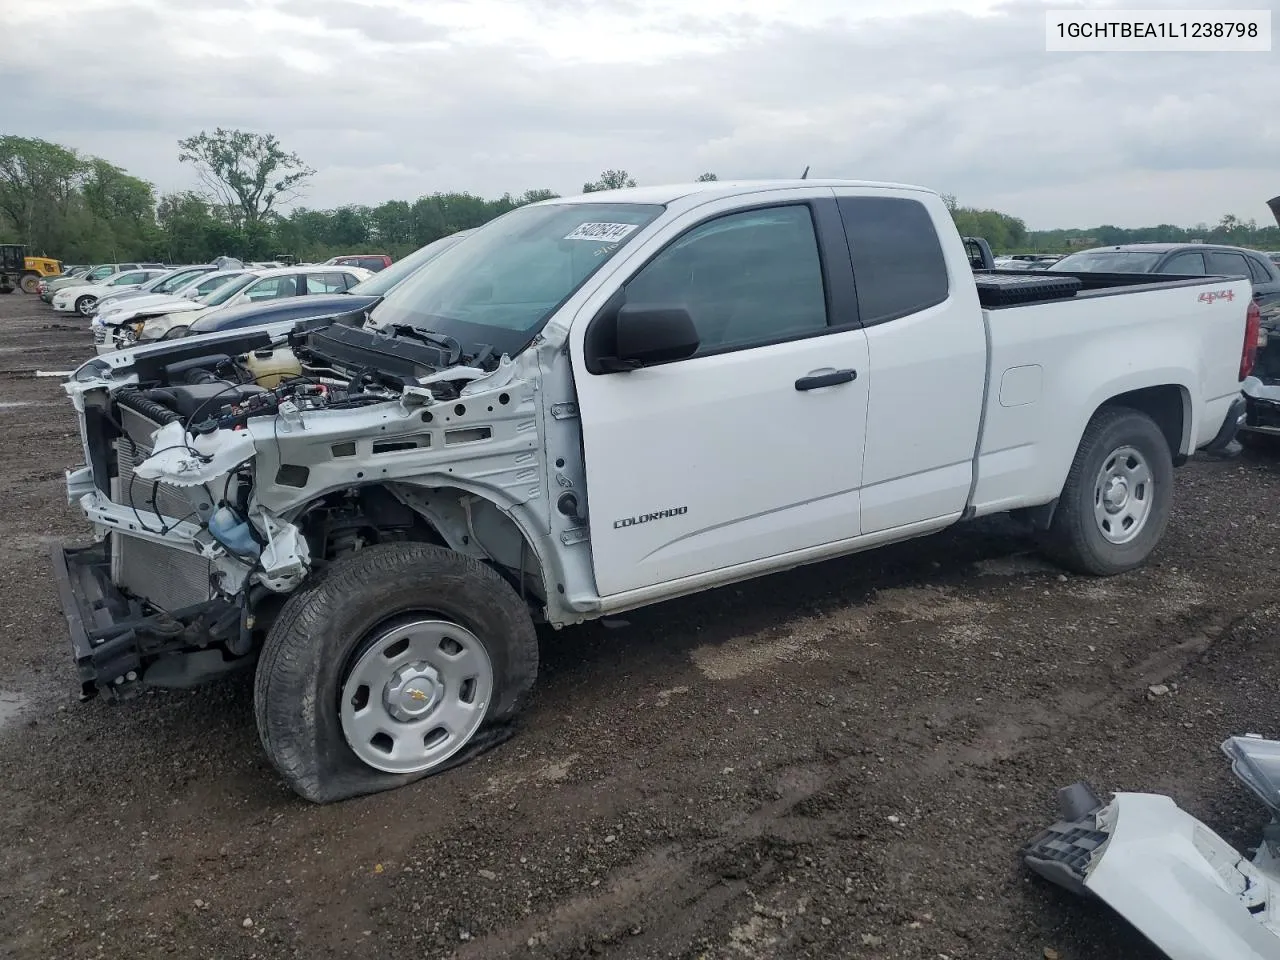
[50,539,243,701]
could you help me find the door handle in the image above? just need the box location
[795,368,857,391]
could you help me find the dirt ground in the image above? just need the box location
[1,290,1278,960]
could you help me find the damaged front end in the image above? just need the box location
[56,316,543,702]
[1023,736,1280,960]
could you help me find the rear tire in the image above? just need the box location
[19,272,39,294]
[1041,407,1173,576]
[254,542,539,804]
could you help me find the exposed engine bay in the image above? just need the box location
[59,318,557,701]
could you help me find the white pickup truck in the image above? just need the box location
[53,179,1256,803]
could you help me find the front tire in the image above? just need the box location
[19,272,39,294]
[1041,407,1174,576]
[75,295,97,317]
[254,542,539,804]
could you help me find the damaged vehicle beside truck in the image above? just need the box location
[1238,196,1280,447]
[52,179,1255,803]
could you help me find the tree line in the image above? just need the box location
[1,132,1275,265]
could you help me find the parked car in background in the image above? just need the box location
[51,268,170,316]
[42,262,165,302]
[325,253,392,272]
[99,264,371,350]
[1239,203,1280,446]
[92,269,253,352]
[1048,243,1280,322]
[93,265,218,314]
[36,266,89,298]
[179,230,476,339]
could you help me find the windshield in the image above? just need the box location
[350,233,472,298]
[1049,250,1164,273]
[137,274,171,292]
[202,273,258,305]
[151,269,201,293]
[370,201,663,355]
[179,272,241,299]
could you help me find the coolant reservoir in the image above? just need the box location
[244,347,301,388]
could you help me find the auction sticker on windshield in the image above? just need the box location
[564,222,640,242]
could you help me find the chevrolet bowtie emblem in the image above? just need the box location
[407,689,429,702]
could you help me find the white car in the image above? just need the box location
[52,269,171,316]
[98,265,372,352]
[92,270,253,352]
[93,266,220,315]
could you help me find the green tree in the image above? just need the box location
[0,136,87,254]
[582,169,637,193]
[156,191,230,263]
[81,159,160,257]
[518,188,560,204]
[178,128,315,232]
[696,172,719,182]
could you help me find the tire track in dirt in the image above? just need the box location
[456,595,1262,959]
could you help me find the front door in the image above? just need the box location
[569,191,871,598]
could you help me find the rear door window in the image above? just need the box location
[305,272,350,294]
[1205,251,1251,278]
[1160,252,1206,275]
[244,275,300,301]
[836,196,949,325]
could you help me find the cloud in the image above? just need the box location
[5,0,1276,228]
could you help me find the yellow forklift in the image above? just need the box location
[0,244,62,294]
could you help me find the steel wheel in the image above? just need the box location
[339,618,494,774]
[1092,445,1152,544]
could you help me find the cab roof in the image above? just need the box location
[537,179,937,206]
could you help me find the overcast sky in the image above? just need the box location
[8,0,1277,230]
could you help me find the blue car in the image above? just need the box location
[183,231,474,338]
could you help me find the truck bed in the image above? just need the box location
[974,269,1227,309]
[970,271,1251,516]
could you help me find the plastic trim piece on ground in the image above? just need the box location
[1023,735,1280,960]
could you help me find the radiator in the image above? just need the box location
[111,534,214,612]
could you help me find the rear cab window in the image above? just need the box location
[836,196,949,324]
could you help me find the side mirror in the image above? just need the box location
[602,303,700,372]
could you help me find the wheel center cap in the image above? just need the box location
[384,662,443,721]
[1103,477,1128,512]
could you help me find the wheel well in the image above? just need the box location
[1100,385,1188,462]
[291,482,549,612]
[1013,384,1188,533]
